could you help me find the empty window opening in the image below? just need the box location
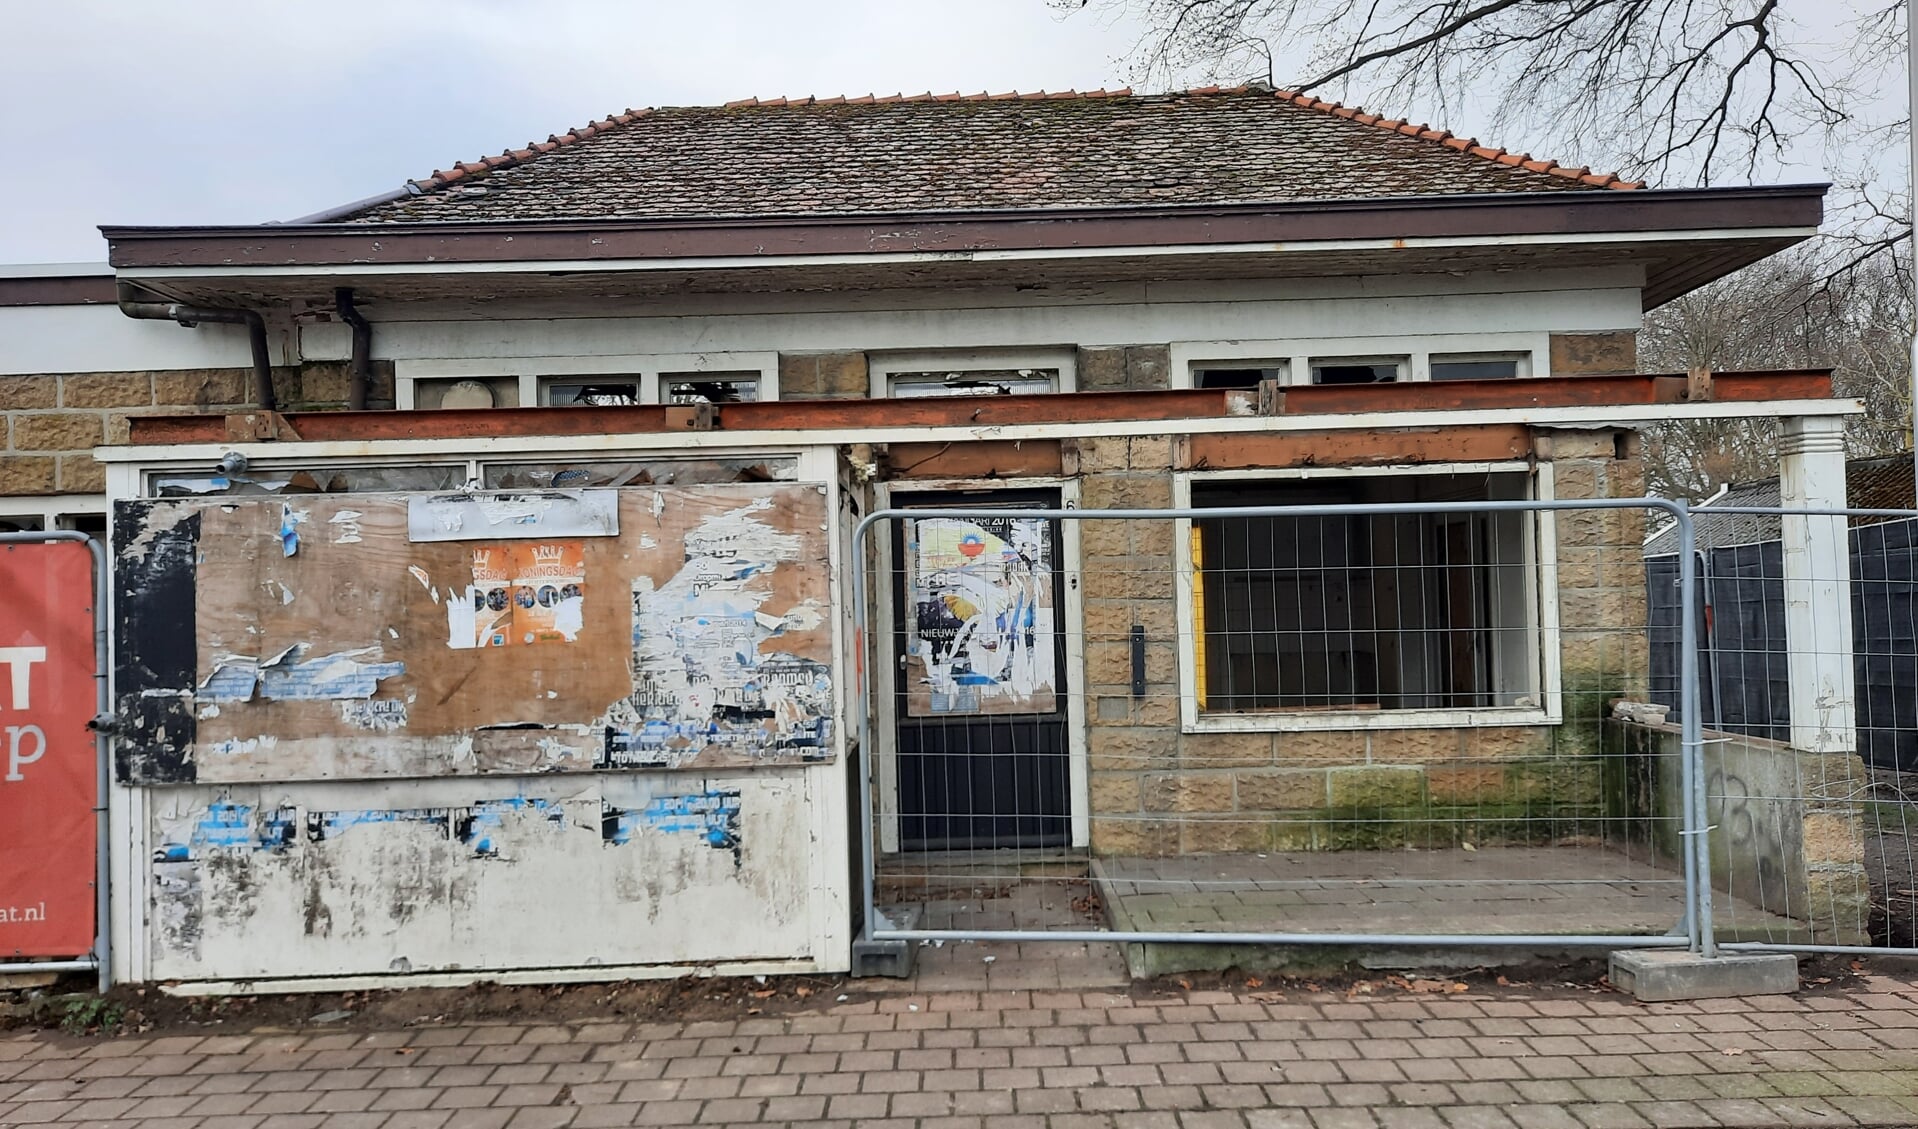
[1194,366,1284,390]
[1192,472,1537,714]
[1310,357,1405,385]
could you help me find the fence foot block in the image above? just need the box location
[1609,950,1797,1002]
[851,907,920,979]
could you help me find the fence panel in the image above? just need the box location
[1648,506,1918,952]
[854,499,1713,956]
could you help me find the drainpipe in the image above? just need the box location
[116,284,277,411]
[334,288,371,411]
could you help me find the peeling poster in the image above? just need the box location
[902,515,1056,716]
[407,490,618,542]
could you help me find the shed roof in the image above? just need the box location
[339,87,1636,225]
[1643,453,1917,555]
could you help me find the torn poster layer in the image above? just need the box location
[408,490,619,542]
[605,497,833,769]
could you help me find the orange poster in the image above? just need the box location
[0,541,97,958]
[509,542,585,645]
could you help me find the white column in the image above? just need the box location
[1778,415,1855,753]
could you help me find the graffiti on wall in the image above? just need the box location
[902,515,1056,716]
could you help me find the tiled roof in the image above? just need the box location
[1643,452,1917,555]
[338,87,1640,225]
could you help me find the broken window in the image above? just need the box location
[1191,472,1538,714]
[888,369,1057,398]
[1193,365,1285,390]
[665,373,760,404]
[540,378,643,407]
[149,466,466,497]
[1310,357,1406,385]
[482,458,798,490]
[1431,354,1528,381]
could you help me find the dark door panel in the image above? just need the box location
[896,718,1070,849]
[892,489,1069,852]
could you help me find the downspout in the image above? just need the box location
[334,288,371,411]
[116,284,277,411]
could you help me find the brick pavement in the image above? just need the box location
[2,974,1916,1128]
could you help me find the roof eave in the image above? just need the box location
[101,185,1827,273]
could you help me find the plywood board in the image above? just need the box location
[115,484,835,784]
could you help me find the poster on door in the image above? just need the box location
[0,541,97,958]
[902,516,1056,716]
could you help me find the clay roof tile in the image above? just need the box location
[351,86,1643,218]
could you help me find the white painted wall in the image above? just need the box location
[298,268,1646,366]
[135,771,829,985]
[0,304,256,376]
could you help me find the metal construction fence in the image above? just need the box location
[1648,505,1918,952]
[850,494,1918,965]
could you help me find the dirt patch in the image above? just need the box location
[1136,952,1894,1001]
[1,972,859,1038]
[6,952,1907,1039]
[1866,768,1918,947]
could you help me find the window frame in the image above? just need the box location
[1429,352,1533,381]
[1170,333,1551,389]
[868,348,1078,398]
[1308,354,1409,386]
[1171,461,1563,733]
[395,352,780,409]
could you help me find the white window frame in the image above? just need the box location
[0,494,109,529]
[1170,333,1551,388]
[395,352,779,409]
[1308,354,1409,386]
[1429,351,1533,381]
[1172,460,1562,733]
[868,348,1077,398]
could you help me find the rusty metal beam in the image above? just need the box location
[122,370,1836,447]
[1183,424,1532,470]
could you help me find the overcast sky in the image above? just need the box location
[0,0,1148,264]
[1,0,1873,266]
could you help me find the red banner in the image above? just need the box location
[0,542,96,958]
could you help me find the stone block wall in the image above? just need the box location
[0,364,394,497]
[1630,720,1870,944]
[778,352,869,399]
[1549,331,1638,376]
[1077,346,1171,392]
[1082,426,1653,857]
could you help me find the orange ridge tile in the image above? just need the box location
[408,108,653,192]
[1271,89,1639,190]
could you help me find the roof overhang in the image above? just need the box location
[103,185,1825,312]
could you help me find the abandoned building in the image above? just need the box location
[0,87,1876,988]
